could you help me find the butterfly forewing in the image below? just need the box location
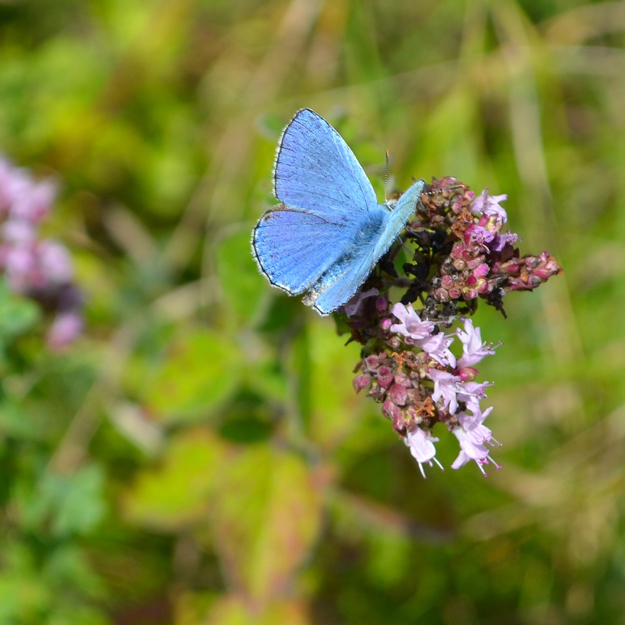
[274,109,377,219]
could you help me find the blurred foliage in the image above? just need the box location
[0,0,622,623]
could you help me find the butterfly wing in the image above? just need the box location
[306,179,426,315]
[253,108,378,297]
[372,178,425,260]
[273,108,378,219]
[253,108,424,314]
[252,207,352,296]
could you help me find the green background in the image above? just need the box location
[0,0,622,623]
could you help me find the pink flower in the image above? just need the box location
[2,220,37,244]
[0,156,83,347]
[0,159,30,215]
[456,318,498,368]
[47,310,83,349]
[420,331,456,367]
[405,427,443,478]
[37,239,74,285]
[451,407,500,475]
[470,189,508,223]
[428,368,463,414]
[490,232,518,252]
[457,380,491,415]
[391,303,456,366]
[464,223,495,248]
[10,179,55,224]
[4,244,37,292]
[391,302,434,340]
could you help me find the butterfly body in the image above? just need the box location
[252,108,424,315]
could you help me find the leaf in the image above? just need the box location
[304,318,365,450]
[0,279,40,341]
[123,427,226,531]
[43,545,105,599]
[144,328,240,424]
[211,445,324,603]
[16,463,107,538]
[0,397,42,441]
[215,230,267,324]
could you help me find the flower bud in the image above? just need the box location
[388,382,408,406]
[353,374,371,393]
[382,399,401,422]
[458,367,478,382]
[364,355,380,370]
[379,317,392,332]
[377,366,394,387]
[387,336,401,350]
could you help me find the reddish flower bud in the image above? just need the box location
[475,263,489,277]
[458,367,478,382]
[377,366,394,387]
[392,408,408,434]
[353,374,371,393]
[388,336,402,350]
[433,288,449,302]
[382,399,401,422]
[394,372,410,387]
[388,382,408,406]
[365,355,380,370]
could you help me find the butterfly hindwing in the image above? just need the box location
[252,207,352,295]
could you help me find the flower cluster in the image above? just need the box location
[0,157,83,348]
[347,178,561,477]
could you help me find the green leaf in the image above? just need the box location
[16,463,106,538]
[144,328,240,424]
[304,318,365,450]
[211,445,323,603]
[43,545,105,599]
[0,397,42,441]
[0,279,40,341]
[123,427,226,531]
[215,230,267,324]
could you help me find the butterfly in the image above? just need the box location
[252,108,425,315]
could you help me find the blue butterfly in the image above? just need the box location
[252,108,425,315]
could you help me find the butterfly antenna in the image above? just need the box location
[384,150,390,201]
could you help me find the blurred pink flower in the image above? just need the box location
[37,239,74,285]
[0,155,83,346]
[47,310,83,350]
[10,178,55,224]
